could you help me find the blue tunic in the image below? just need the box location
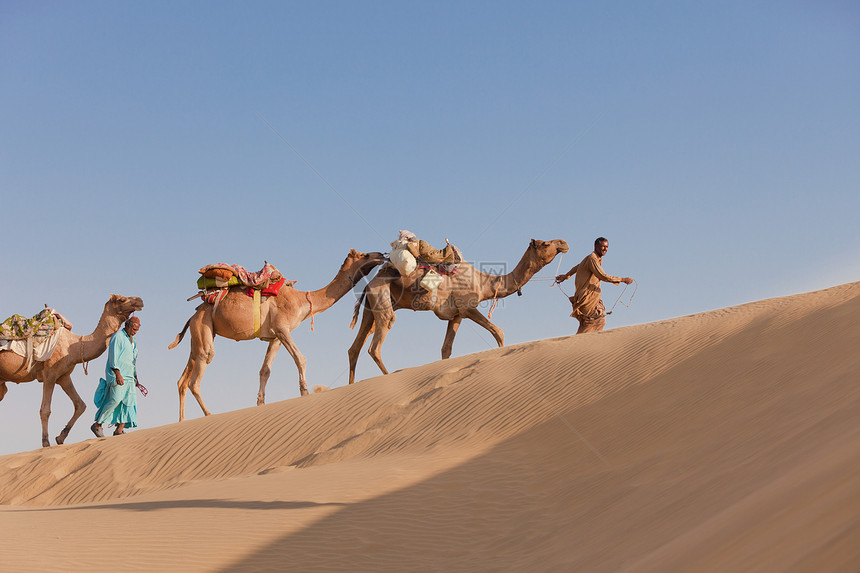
[94,329,138,427]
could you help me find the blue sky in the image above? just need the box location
[1,1,858,456]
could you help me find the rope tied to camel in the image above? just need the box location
[306,291,315,331]
[488,282,500,319]
[80,342,89,375]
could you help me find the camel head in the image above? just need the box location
[529,239,570,266]
[344,249,386,284]
[107,294,145,322]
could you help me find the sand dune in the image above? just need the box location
[1,282,858,571]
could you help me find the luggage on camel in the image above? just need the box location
[418,239,458,265]
[198,262,284,289]
[189,262,295,307]
[419,269,443,291]
[389,230,420,276]
[387,230,462,291]
[416,238,461,291]
[0,307,73,368]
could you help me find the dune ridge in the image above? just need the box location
[0,282,857,571]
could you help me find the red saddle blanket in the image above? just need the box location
[245,277,288,298]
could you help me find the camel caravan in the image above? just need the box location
[1,234,568,447]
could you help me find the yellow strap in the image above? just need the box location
[253,289,261,338]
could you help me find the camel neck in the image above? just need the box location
[78,312,125,364]
[482,248,542,301]
[303,271,356,319]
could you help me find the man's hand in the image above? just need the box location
[116,374,124,385]
[621,277,634,285]
[554,274,568,284]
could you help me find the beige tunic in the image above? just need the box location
[568,252,622,318]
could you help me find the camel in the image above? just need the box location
[0,294,145,447]
[348,238,569,384]
[169,249,385,421]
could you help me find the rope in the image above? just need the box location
[80,341,89,375]
[488,282,500,319]
[554,281,572,298]
[543,274,637,314]
[606,279,637,315]
[306,291,315,331]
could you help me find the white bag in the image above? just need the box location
[420,269,443,291]
[390,243,417,276]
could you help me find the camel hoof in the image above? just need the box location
[56,427,71,445]
[41,438,51,448]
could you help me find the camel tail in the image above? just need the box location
[168,318,192,350]
[350,290,367,330]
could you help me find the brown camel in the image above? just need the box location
[169,249,384,421]
[348,238,569,384]
[0,294,145,447]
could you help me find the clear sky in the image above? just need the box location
[1,1,858,456]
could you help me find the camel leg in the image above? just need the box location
[441,317,462,359]
[187,358,213,418]
[347,306,376,385]
[257,340,281,406]
[463,307,505,347]
[55,373,86,445]
[176,358,193,422]
[275,330,308,396]
[367,311,394,376]
[179,315,215,421]
[0,382,7,402]
[39,379,58,448]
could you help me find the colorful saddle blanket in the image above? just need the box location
[199,262,283,289]
[0,308,65,341]
[0,308,69,367]
[195,262,294,307]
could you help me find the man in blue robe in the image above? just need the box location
[91,317,141,437]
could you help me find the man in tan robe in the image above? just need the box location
[555,237,633,334]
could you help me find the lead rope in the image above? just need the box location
[80,341,89,375]
[306,291,315,331]
[488,282,500,319]
[606,279,637,315]
[552,253,571,297]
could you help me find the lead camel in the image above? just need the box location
[348,239,569,384]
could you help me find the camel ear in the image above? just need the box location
[349,248,357,256]
[530,239,537,248]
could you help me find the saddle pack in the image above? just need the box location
[191,262,295,305]
[0,307,72,367]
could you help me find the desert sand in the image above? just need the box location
[0,282,858,572]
